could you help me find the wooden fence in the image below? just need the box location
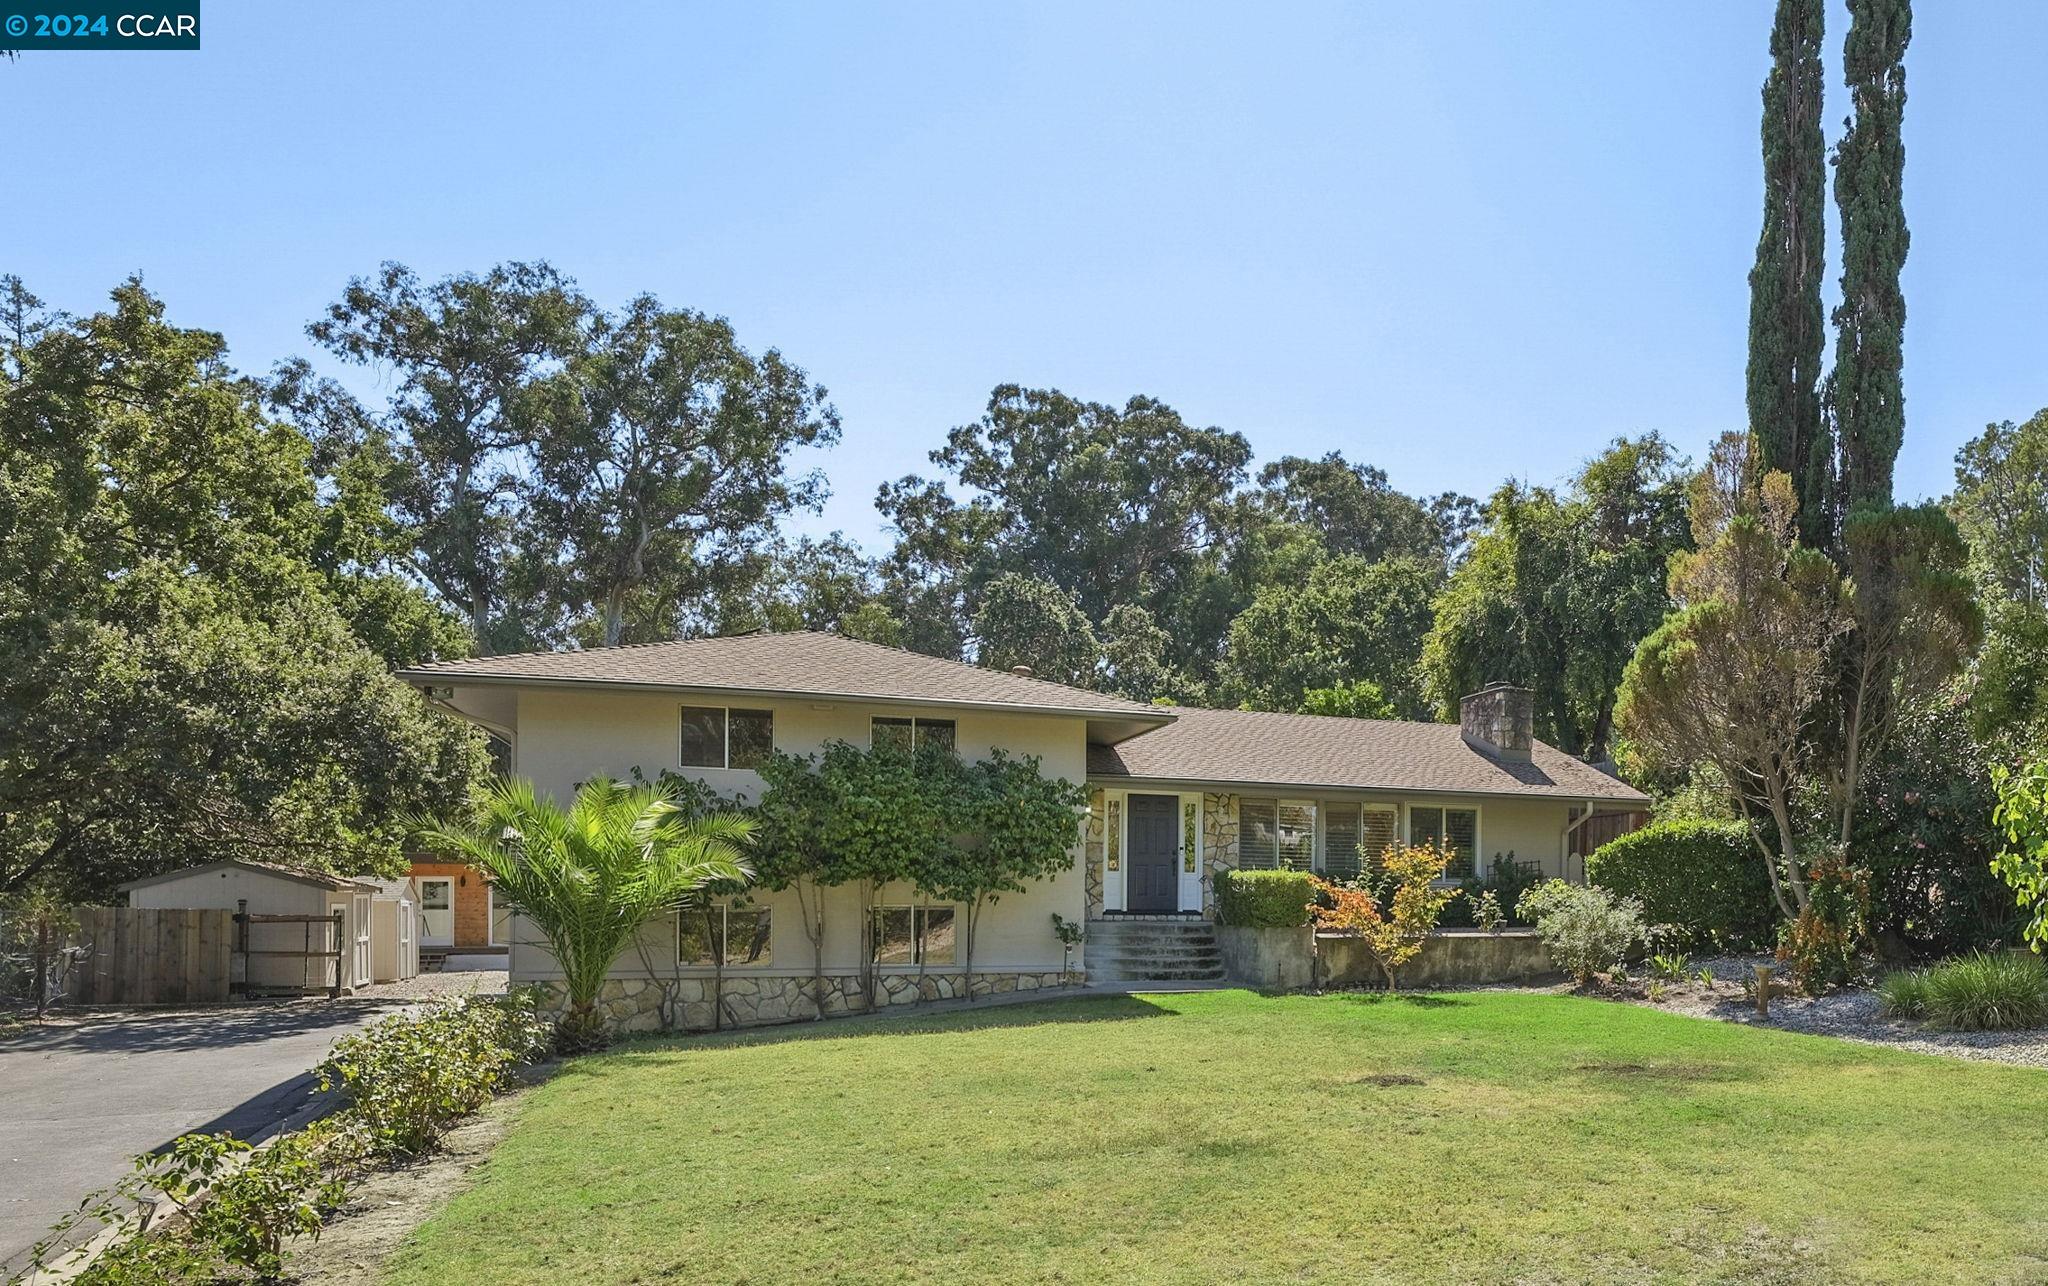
[67,906,234,1005]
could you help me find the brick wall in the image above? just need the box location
[408,860,494,947]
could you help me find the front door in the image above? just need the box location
[1126,794,1180,912]
[419,877,455,945]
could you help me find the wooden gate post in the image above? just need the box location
[330,909,344,999]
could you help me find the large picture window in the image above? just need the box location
[869,717,957,753]
[870,906,956,965]
[676,905,772,967]
[1408,806,1479,881]
[680,706,774,769]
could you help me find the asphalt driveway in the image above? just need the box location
[0,972,503,1267]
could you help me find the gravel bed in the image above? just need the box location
[1626,954,2048,1070]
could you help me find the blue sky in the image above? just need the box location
[6,2,2044,549]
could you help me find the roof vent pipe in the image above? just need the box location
[1009,664,1036,678]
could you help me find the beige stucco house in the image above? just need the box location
[401,631,1646,1031]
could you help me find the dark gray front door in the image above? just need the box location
[1126,794,1180,912]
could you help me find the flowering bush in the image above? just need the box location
[1519,880,1646,985]
[1775,851,1868,994]
[1310,843,1457,990]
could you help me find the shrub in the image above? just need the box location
[1877,968,1930,1019]
[1920,953,2048,1032]
[1518,879,1647,985]
[1214,869,1317,928]
[1310,844,1458,990]
[1438,853,1540,929]
[318,990,552,1160]
[31,991,551,1281]
[1585,820,1774,949]
[1776,850,1869,994]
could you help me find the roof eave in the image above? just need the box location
[398,670,1173,728]
[1085,771,1650,806]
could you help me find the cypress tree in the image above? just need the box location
[1746,0,1830,547]
[1829,0,1911,511]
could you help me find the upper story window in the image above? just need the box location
[680,706,774,770]
[870,716,956,753]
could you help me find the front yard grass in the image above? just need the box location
[387,990,2048,1284]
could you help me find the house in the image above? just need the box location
[400,631,1647,1030]
[120,859,379,994]
[405,856,505,958]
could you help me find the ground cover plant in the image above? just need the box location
[1881,953,2048,1032]
[390,990,2048,1284]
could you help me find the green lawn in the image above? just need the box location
[387,990,2048,1284]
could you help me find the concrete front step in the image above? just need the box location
[1088,965,1227,982]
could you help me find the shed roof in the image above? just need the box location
[117,859,381,894]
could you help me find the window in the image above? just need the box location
[1409,806,1479,881]
[870,716,956,752]
[1240,798,1278,869]
[1323,803,1362,881]
[1240,798,1316,871]
[677,905,772,967]
[680,706,774,769]
[1362,806,1398,872]
[870,906,955,965]
[1276,801,1316,871]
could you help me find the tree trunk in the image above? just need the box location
[963,898,980,1003]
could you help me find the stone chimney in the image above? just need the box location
[1010,664,1036,678]
[1460,682,1533,761]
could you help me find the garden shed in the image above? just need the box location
[368,876,422,983]
[119,859,379,994]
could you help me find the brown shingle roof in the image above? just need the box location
[399,630,1165,719]
[1089,706,1649,803]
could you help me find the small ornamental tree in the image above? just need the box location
[1992,760,2048,951]
[1310,843,1457,991]
[417,776,753,1048]
[752,750,841,1019]
[812,739,956,1009]
[922,750,1088,1000]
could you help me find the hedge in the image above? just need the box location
[1586,819,1775,949]
[1214,869,1317,927]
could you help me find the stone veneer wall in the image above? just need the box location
[1200,792,1240,916]
[1085,788,1106,917]
[535,970,1084,1036]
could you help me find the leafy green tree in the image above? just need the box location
[417,776,753,1048]
[1422,435,1689,758]
[1831,500,1979,841]
[1243,453,1468,567]
[1952,412,2048,750]
[971,572,1101,687]
[295,262,591,653]
[0,280,485,898]
[1828,0,1912,511]
[919,750,1088,998]
[1747,0,1832,546]
[1099,603,1196,704]
[878,386,1250,675]
[1221,555,1438,717]
[524,296,839,646]
[1616,442,1850,918]
[1992,758,2048,951]
[1298,681,1398,720]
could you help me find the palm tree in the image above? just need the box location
[419,776,754,1048]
